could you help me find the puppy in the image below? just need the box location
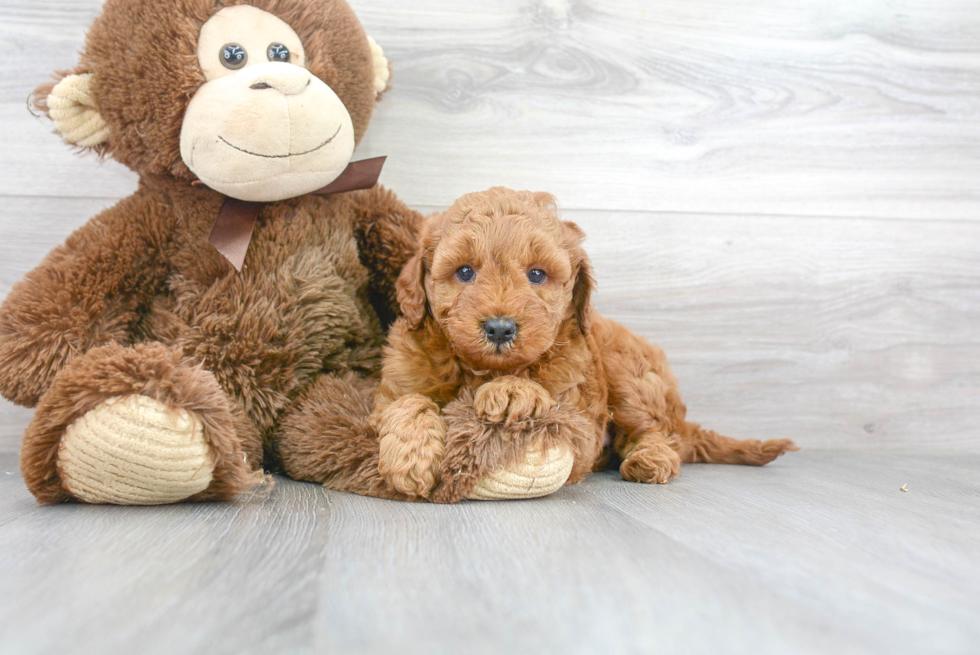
[373,187,796,502]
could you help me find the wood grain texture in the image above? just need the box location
[2,0,980,219]
[2,199,977,452]
[0,2,977,653]
[571,209,980,452]
[2,451,978,654]
[2,3,979,653]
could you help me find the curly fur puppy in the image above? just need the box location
[373,188,797,502]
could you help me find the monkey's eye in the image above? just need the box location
[455,266,476,283]
[527,269,548,285]
[220,44,247,70]
[267,43,290,63]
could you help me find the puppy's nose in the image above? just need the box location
[483,317,517,346]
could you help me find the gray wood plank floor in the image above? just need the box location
[0,1,978,653]
[2,451,978,654]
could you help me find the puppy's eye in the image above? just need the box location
[527,269,547,285]
[220,44,248,70]
[455,266,476,283]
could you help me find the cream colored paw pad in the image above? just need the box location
[468,443,574,500]
[58,395,214,505]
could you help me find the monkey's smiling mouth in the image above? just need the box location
[218,124,342,159]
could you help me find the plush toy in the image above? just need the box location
[372,188,798,503]
[1,0,555,505]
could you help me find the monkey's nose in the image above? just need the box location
[483,317,517,346]
[243,63,311,95]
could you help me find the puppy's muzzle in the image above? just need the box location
[483,317,517,346]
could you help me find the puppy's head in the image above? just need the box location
[397,187,595,372]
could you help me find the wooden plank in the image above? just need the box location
[1,1,978,653]
[566,209,980,452]
[0,0,979,219]
[2,199,976,453]
[1,451,977,653]
[0,455,330,653]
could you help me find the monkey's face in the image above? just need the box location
[36,0,387,198]
[179,5,356,202]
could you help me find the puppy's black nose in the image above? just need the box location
[483,317,517,346]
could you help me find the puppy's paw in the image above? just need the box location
[376,394,447,498]
[620,440,682,484]
[474,376,556,425]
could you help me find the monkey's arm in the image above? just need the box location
[348,186,425,327]
[0,189,174,406]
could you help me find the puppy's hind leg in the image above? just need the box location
[598,318,688,484]
[598,316,796,482]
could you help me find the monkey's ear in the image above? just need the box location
[34,73,109,148]
[32,73,109,149]
[366,36,390,97]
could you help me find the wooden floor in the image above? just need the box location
[0,0,978,653]
[2,450,978,654]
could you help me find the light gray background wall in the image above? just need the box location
[1,0,977,453]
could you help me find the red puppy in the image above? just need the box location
[373,188,797,502]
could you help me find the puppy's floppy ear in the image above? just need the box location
[562,221,596,336]
[572,254,596,336]
[396,249,427,329]
[396,214,439,329]
[531,191,558,212]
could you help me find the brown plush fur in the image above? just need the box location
[375,188,798,502]
[2,0,421,503]
[276,372,412,501]
[20,342,265,504]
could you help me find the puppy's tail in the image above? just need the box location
[683,423,798,466]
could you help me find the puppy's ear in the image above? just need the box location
[396,215,439,328]
[563,221,596,336]
[531,191,558,213]
[396,250,427,329]
[572,255,596,336]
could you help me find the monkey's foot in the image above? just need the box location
[58,395,215,505]
[467,441,574,500]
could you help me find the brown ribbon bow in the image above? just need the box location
[206,156,387,272]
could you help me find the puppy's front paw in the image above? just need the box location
[474,376,556,425]
[376,394,447,498]
[620,440,682,484]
